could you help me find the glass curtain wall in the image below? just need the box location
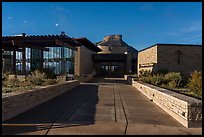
[43,46,75,75]
[2,50,13,73]
[31,48,41,71]
[16,47,31,74]
[2,46,75,75]
[25,48,31,72]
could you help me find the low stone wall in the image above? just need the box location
[8,75,26,81]
[124,75,133,84]
[132,80,202,128]
[2,80,80,121]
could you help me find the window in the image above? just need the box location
[109,45,112,51]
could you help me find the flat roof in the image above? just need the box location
[2,34,80,50]
[139,43,202,52]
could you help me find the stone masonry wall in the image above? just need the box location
[74,46,81,76]
[138,45,202,76]
[75,46,96,76]
[2,80,80,121]
[157,45,202,76]
[97,45,127,54]
[132,80,202,128]
[138,46,158,74]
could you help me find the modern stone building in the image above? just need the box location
[2,32,101,79]
[138,44,202,76]
[3,32,202,79]
[2,32,78,76]
[74,37,102,77]
[93,34,138,77]
[2,32,138,78]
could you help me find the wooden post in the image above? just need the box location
[13,48,16,75]
[22,47,26,75]
[40,47,43,71]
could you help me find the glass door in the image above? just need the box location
[110,65,119,76]
[100,65,109,76]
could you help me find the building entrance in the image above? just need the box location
[100,64,119,76]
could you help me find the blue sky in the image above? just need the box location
[2,2,202,50]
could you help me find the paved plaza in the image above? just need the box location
[2,78,202,135]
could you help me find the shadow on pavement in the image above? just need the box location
[2,79,100,135]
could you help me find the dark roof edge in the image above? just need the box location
[74,37,102,52]
[139,43,202,52]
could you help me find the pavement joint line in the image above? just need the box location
[45,82,99,135]
[115,80,129,135]
[66,83,100,121]
[113,83,117,123]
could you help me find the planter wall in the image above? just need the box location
[132,80,202,128]
[2,80,80,121]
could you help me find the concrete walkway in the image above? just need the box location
[2,78,202,135]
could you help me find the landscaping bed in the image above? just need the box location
[135,70,202,100]
[2,69,67,94]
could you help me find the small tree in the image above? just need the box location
[187,71,202,98]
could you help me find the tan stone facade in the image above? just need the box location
[138,46,157,73]
[138,44,202,76]
[97,45,127,54]
[74,45,97,76]
[94,35,138,76]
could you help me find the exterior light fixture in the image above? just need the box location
[177,50,182,55]
[177,50,182,64]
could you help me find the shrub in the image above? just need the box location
[42,67,57,79]
[187,71,202,98]
[168,81,177,89]
[139,75,152,84]
[2,87,13,93]
[161,83,168,89]
[139,70,151,77]
[27,70,47,86]
[2,72,8,81]
[164,72,182,88]
[5,78,20,88]
[150,74,164,86]
[179,74,189,87]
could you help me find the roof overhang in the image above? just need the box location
[74,37,102,52]
[93,54,127,61]
[2,35,79,50]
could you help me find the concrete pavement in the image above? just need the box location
[2,78,202,135]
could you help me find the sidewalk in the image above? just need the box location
[2,78,202,135]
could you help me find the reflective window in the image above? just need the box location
[3,45,75,75]
[43,46,75,75]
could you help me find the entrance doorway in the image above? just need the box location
[100,64,119,77]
